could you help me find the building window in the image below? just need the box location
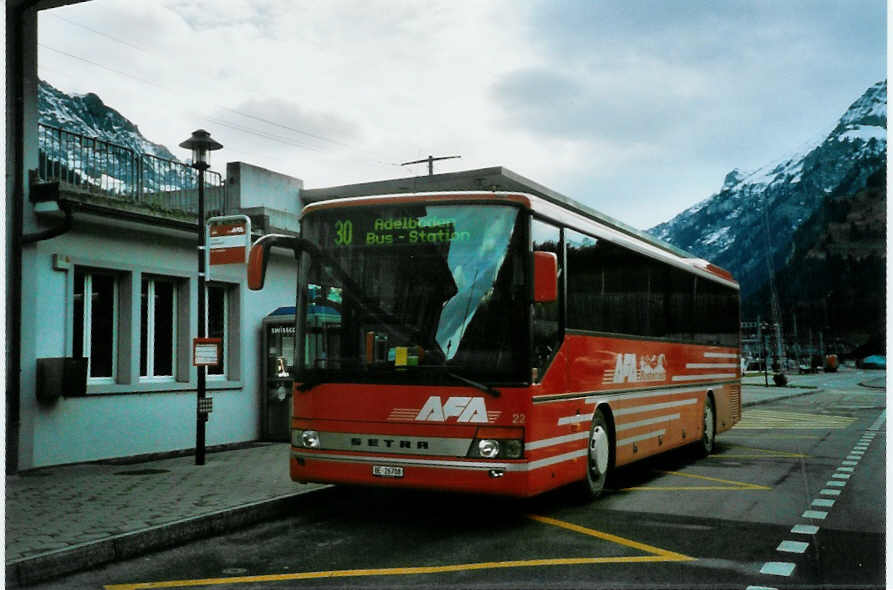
[73,268,118,381]
[207,283,229,377]
[140,277,178,379]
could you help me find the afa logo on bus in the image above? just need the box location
[415,396,489,423]
[607,352,667,384]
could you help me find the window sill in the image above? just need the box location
[81,379,243,396]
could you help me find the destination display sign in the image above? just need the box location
[327,214,472,247]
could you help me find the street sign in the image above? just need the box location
[193,337,222,367]
[208,215,251,266]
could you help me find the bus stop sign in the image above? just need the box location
[208,215,251,265]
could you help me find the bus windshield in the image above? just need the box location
[298,204,529,385]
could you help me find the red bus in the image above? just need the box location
[247,191,741,498]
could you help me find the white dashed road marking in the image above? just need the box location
[777,541,809,553]
[750,409,884,588]
[760,562,796,576]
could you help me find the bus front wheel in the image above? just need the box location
[576,408,613,500]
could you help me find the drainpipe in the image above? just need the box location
[8,0,43,474]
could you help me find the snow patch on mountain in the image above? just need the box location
[648,80,886,297]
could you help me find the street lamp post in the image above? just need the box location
[179,129,223,466]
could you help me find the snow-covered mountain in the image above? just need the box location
[38,79,179,161]
[649,80,886,298]
[38,79,192,196]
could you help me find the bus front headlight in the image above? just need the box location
[293,429,320,449]
[478,439,501,458]
[468,427,524,459]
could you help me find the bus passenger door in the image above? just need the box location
[532,219,564,385]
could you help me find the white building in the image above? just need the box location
[19,158,307,469]
[6,2,327,471]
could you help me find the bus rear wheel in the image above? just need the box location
[695,395,716,458]
[576,408,612,500]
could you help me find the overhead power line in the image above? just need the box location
[37,23,401,168]
[45,12,151,54]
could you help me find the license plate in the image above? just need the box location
[372,465,404,478]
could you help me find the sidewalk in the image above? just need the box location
[5,444,329,587]
[5,380,830,587]
[740,373,822,407]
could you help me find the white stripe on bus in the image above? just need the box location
[615,413,681,432]
[686,363,738,369]
[671,373,736,381]
[526,431,590,451]
[557,413,594,426]
[526,449,589,470]
[704,352,738,358]
[584,386,705,405]
[617,429,666,447]
[613,398,697,416]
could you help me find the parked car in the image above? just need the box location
[859,355,886,369]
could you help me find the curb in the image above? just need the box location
[6,485,333,588]
[741,387,822,408]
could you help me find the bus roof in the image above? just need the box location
[301,167,737,287]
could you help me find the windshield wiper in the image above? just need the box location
[443,370,500,398]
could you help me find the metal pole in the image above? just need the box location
[196,167,206,465]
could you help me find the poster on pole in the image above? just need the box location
[208,215,251,266]
[193,338,222,367]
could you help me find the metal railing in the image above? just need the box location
[38,124,224,219]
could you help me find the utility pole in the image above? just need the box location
[760,197,786,373]
[401,154,461,176]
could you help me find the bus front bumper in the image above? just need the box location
[290,449,534,497]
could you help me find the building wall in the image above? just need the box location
[8,2,309,471]
[227,161,303,215]
[18,209,300,470]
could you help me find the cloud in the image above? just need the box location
[492,64,710,145]
[38,0,885,229]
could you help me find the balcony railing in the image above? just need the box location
[37,124,224,220]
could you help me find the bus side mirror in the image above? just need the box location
[248,233,298,290]
[248,234,317,290]
[247,240,270,290]
[533,251,558,303]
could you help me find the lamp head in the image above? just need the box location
[179,129,223,170]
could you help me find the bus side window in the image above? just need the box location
[532,219,562,381]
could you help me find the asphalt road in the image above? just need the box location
[40,373,886,590]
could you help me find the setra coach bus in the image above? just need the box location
[247,190,741,499]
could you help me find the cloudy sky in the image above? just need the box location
[38,0,886,229]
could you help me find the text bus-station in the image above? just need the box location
[247,191,741,498]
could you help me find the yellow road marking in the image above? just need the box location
[621,470,770,491]
[526,514,694,562]
[104,515,693,589]
[721,435,820,440]
[734,409,857,430]
[710,445,808,459]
